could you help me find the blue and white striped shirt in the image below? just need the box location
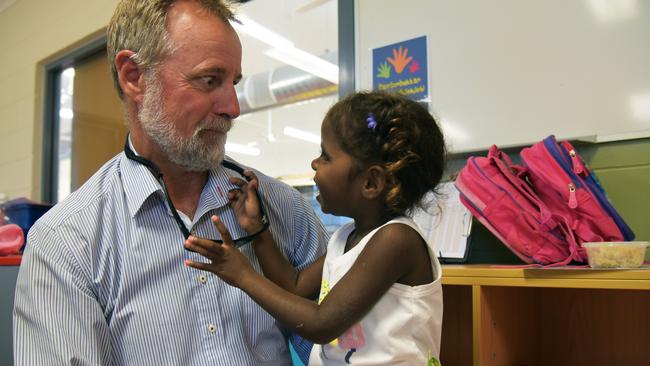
[13,152,328,365]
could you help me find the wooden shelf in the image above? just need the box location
[0,255,21,266]
[442,264,650,289]
[440,265,650,366]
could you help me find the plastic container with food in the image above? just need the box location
[582,241,649,269]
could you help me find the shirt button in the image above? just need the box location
[198,275,207,284]
[208,324,217,333]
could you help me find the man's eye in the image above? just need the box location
[195,76,221,90]
[202,76,216,86]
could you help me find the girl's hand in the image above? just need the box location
[184,215,255,287]
[228,170,265,235]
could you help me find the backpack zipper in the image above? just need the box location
[553,138,635,240]
[568,183,578,209]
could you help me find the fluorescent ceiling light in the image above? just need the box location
[225,142,261,156]
[231,15,339,84]
[283,126,320,144]
[231,14,294,49]
[265,48,338,84]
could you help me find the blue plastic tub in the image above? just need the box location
[2,200,53,238]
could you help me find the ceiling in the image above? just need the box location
[226,0,339,182]
[233,0,337,76]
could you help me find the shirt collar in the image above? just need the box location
[120,149,164,219]
[193,157,243,222]
[120,138,243,220]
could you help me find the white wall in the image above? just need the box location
[0,0,118,200]
[356,0,650,152]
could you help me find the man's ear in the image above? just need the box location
[114,50,145,103]
[362,165,386,199]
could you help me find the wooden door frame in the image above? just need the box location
[41,36,107,203]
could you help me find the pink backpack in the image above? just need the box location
[455,135,634,265]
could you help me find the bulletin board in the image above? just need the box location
[355,0,650,152]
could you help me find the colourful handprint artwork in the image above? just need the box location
[408,59,421,74]
[372,36,428,102]
[387,46,413,74]
[376,61,391,79]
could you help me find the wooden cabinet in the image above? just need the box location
[440,265,650,366]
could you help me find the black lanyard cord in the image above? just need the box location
[123,135,269,247]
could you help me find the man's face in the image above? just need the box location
[138,73,232,171]
[138,0,242,171]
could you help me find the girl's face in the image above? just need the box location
[311,120,363,217]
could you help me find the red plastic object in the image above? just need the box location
[0,224,24,256]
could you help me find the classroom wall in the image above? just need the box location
[585,138,650,243]
[0,0,118,201]
[355,0,650,152]
[0,0,647,244]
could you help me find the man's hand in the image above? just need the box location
[184,215,256,287]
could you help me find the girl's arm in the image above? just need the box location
[249,228,324,299]
[226,171,323,298]
[184,218,427,344]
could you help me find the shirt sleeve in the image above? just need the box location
[277,186,330,365]
[288,191,329,270]
[13,222,115,365]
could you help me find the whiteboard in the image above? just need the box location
[355,0,650,152]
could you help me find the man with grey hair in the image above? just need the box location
[13,0,328,364]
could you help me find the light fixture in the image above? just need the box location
[231,14,293,49]
[264,48,338,84]
[231,15,339,84]
[283,126,320,144]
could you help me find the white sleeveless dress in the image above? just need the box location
[308,217,443,365]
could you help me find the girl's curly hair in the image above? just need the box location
[324,91,446,216]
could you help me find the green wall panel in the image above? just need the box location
[446,137,650,264]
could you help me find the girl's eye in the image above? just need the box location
[319,150,330,162]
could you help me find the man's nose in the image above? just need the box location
[213,84,241,119]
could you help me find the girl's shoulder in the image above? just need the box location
[375,217,426,244]
[371,217,440,285]
[383,216,423,233]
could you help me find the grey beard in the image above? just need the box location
[138,78,231,172]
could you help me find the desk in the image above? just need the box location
[440,265,650,366]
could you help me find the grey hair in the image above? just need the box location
[106,0,237,99]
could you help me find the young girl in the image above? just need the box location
[185,91,446,365]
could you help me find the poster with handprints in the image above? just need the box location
[372,35,428,103]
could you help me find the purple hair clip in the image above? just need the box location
[366,113,378,132]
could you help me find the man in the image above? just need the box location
[13,0,328,364]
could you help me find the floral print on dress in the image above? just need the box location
[338,322,366,363]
